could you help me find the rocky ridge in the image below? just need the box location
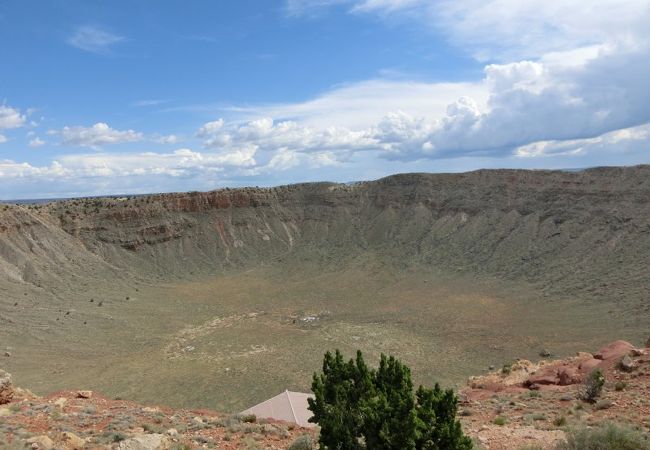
[2,166,650,311]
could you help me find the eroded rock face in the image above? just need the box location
[1,166,649,308]
[0,369,14,404]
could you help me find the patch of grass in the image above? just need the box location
[556,422,650,450]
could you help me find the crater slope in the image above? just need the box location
[1,166,648,411]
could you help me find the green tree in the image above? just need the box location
[415,384,473,450]
[362,355,418,450]
[308,350,373,449]
[308,350,472,450]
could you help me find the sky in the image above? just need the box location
[1,0,649,199]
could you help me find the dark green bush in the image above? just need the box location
[308,350,472,450]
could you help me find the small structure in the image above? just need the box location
[241,390,315,428]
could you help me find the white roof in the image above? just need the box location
[241,390,315,428]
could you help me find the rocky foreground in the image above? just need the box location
[459,338,650,449]
[1,338,649,449]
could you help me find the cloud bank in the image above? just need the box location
[2,0,649,198]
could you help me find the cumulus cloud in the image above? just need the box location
[59,123,143,148]
[196,41,650,162]
[0,105,26,130]
[197,119,225,137]
[67,25,124,54]
[198,117,376,162]
[154,134,180,145]
[0,146,258,182]
[28,137,45,148]
[0,135,6,144]
[222,79,487,129]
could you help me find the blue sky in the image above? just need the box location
[1,0,649,199]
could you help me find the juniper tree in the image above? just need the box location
[308,350,472,450]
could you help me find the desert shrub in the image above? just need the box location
[288,434,314,450]
[594,399,613,410]
[493,416,507,426]
[170,445,192,450]
[614,380,627,391]
[553,416,567,427]
[309,350,473,450]
[240,413,257,423]
[501,363,512,375]
[556,423,650,450]
[142,423,164,433]
[108,432,126,442]
[580,369,605,403]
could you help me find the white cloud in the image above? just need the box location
[288,0,650,61]
[0,105,26,130]
[155,134,180,145]
[0,135,6,144]
[433,0,650,61]
[67,25,124,54]
[515,123,650,158]
[223,79,488,129]
[59,122,143,148]
[197,119,225,137]
[197,40,650,163]
[29,137,45,147]
[198,117,376,161]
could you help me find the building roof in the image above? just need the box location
[241,390,315,428]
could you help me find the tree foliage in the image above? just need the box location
[308,350,473,450]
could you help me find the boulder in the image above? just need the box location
[76,390,93,399]
[558,367,582,385]
[524,375,558,387]
[619,354,635,372]
[578,358,601,374]
[118,434,171,450]
[593,340,635,361]
[0,369,14,404]
[26,435,55,450]
[60,432,86,450]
